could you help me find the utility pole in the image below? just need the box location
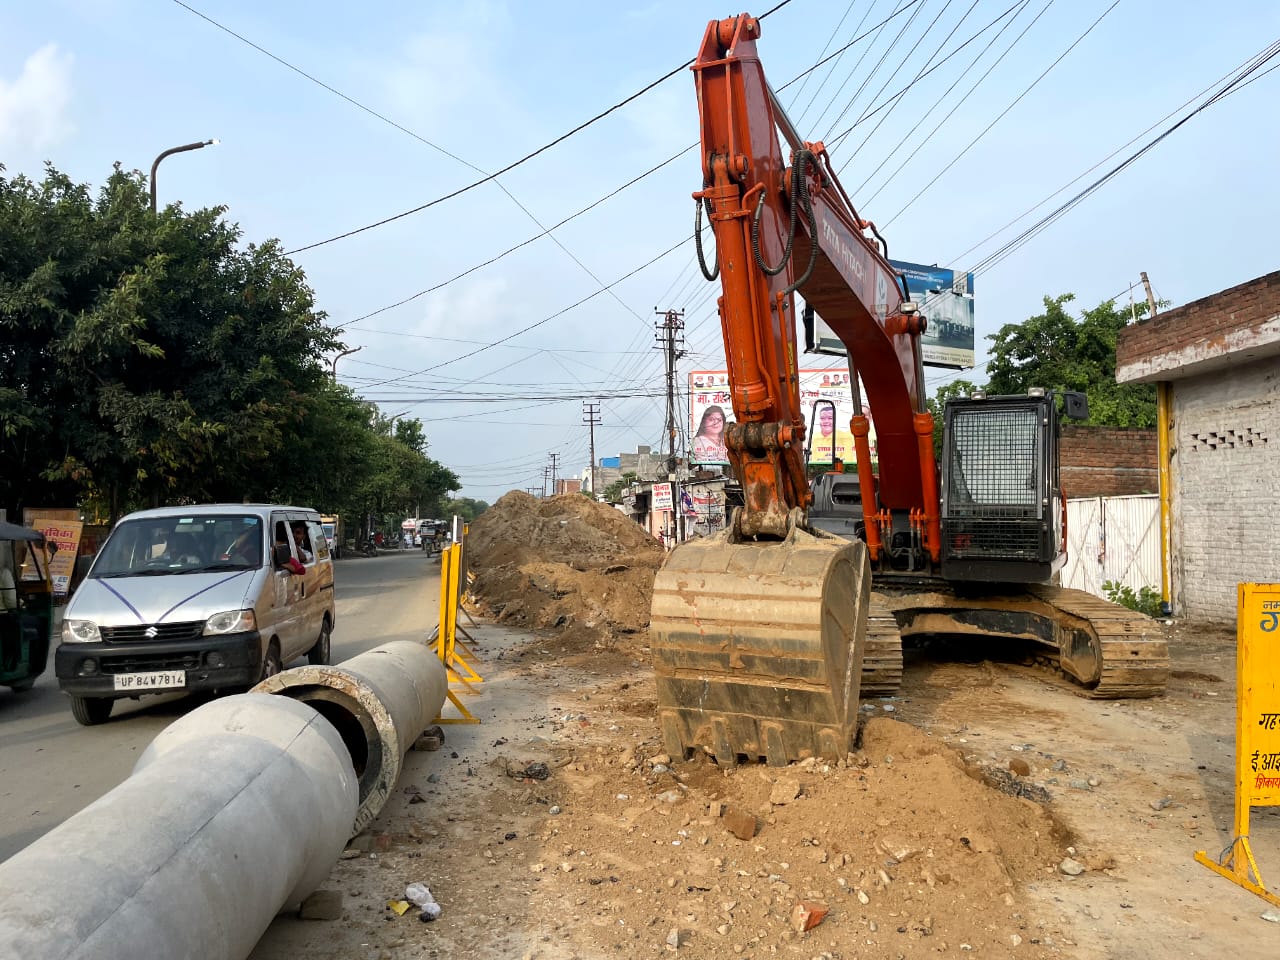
[582,401,601,498]
[548,453,559,495]
[1140,271,1159,317]
[655,308,686,544]
[542,465,551,498]
[654,309,686,473]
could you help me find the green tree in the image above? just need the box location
[0,163,463,524]
[604,471,638,503]
[440,497,489,522]
[984,294,1156,427]
[0,163,341,518]
[925,379,977,457]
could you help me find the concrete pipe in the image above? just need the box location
[0,694,357,960]
[255,639,449,835]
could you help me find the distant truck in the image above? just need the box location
[320,515,343,559]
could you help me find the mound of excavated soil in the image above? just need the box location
[523,710,1068,956]
[467,491,666,651]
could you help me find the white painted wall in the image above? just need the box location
[1170,358,1280,622]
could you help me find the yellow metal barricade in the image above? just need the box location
[1195,582,1280,907]
[434,531,482,724]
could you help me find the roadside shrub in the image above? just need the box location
[1102,580,1164,618]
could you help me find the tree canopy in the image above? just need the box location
[923,293,1156,454]
[983,293,1156,426]
[0,163,461,530]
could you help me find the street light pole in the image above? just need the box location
[330,346,363,378]
[150,139,219,212]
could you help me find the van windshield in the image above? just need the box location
[91,515,264,578]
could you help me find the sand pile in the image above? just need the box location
[467,491,666,650]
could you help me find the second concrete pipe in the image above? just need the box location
[255,638,449,834]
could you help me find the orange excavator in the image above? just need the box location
[649,13,1169,767]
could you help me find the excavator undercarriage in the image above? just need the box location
[859,583,1170,699]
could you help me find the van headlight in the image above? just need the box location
[203,610,257,635]
[62,619,102,643]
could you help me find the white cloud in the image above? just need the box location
[0,44,75,154]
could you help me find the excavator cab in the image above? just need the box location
[939,390,1087,584]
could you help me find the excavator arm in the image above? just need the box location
[692,13,940,561]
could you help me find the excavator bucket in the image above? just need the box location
[649,528,870,766]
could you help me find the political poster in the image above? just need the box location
[689,371,733,466]
[688,369,876,468]
[806,257,975,369]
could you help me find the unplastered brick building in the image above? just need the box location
[1116,269,1280,622]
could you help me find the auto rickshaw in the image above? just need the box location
[0,521,54,692]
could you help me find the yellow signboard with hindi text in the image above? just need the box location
[1195,583,1280,906]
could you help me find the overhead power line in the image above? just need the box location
[245,1,797,255]
[249,0,916,257]
[968,36,1280,276]
[358,236,692,388]
[883,0,1121,227]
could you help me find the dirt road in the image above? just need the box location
[252,617,1280,960]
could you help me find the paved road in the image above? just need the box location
[0,549,440,863]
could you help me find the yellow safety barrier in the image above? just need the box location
[433,527,483,724]
[1195,582,1280,907]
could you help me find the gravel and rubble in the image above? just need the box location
[251,498,1280,960]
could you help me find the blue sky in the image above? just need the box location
[4,0,1278,503]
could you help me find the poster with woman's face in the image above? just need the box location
[688,372,734,465]
[688,369,876,467]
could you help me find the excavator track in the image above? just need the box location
[1025,585,1169,698]
[867,581,1169,699]
[859,593,903,698]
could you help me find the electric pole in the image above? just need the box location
[1140,271,1158,317]
[548,453,560,495]
[582,401,602,498]
[654,308,686,473]
[542,465,551,498]
[655,308,686,544]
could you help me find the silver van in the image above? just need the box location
[54,504,336,725]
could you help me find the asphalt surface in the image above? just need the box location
[0,548,440,863]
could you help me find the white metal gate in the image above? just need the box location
[1062,495,1160,598]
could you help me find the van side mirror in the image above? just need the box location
[272,543,292,568]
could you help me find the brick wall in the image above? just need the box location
[1060,425,1158,498]
[1116,270,1280,382]
[1170,359,1280,622]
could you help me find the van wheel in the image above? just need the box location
[308,618,332,666]
[71,696,113,726]
[259,641,283,683]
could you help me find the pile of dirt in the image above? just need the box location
[500,710,1068,957]
[467,492,666,651]
[333,650,1073,960]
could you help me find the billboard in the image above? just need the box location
[688,369,877,467]
[808,257,975,369]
